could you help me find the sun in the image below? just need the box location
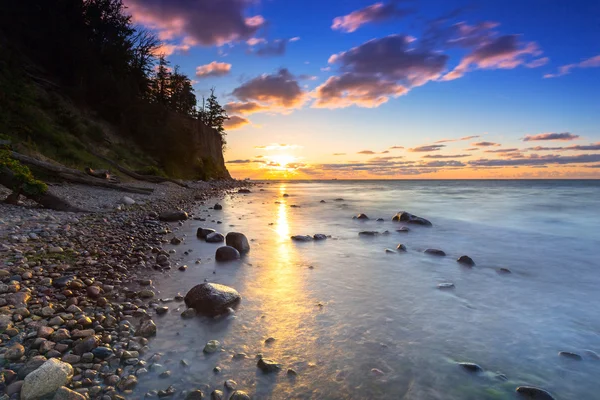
[269,154,296,167]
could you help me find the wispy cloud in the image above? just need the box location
[434,135,480,143]
[409,144,446,152]
[522,132,580,141]
[195,61,232,78]
[470,154,600,167]
[422,154,470,158]
[224,115,250,130]
[472,141,501,147]
[544,54,600,78]
[331,2,413,33]
[255,144,302,151]
[358,150,376,154]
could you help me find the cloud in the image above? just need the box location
[409,144,446,152]
[484,148,520,153]
[469,154,600,167]
[313,35,447,108]
[195,62,232,78]
[526,143,600,151]
[224,115,250,130]
[526,57,549,68]
[153,42,192,56]
[124,0,265,47]
[442,35,542,81]
[226,159,252,164]
[472,141,500,147]
[358,150,376,154]
[522,132,580,141]
[434,135,480,143]
[422,154,470,158]
[422,160,465,167]
[224,101,268,115]
[247,38,300,57]
[331,1,413,33]
[232,68,308,111]
[544,54,600,78]
[389,145,404,149]
[333,153,346,156]
[465,147,479,151]
[254,144,302,151]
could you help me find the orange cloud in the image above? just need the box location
[522,132,580,141]
[224,115,250,130]
[195,62,232,78]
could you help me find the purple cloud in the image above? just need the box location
[434,135,480,143]
[422,154,470,158]
[195,62,231,78]
[472,141,501,147]
[224,101,268,115]
[247,37,300,57]
[331,2,413,33]
[224,115,250,130]
[409,144,446,152]
[545,54,600,78]
[522,132,580,141]
[469,154,600,167]
[358,150,376,154]
[232,69,307,110]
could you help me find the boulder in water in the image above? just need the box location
[257,358,281,373]
[225,232,250,253]
[392,211,432,226]
[313,234,327,240]
[206,232,225,243]
[197,228,215,239]
[515,386,556,400]
[291,235,312,242]
[358,231,379,236]
[397,244,407,251]
[424,249,446,256]
[458,362,483,373]
[457,255,475,266]
[354,213,369,220]
[237,188,251,194]
[215,246,240,262]
[159,211,188,222]
[558,351,582,360]
[214,203,223,210]
[21,359,73,400]
[184,283,241,316]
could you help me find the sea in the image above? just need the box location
[133,180,600,400]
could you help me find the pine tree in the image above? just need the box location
[204,88,229,149]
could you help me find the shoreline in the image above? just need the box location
[0,180,248,399]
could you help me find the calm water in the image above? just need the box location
[133,180,600,400]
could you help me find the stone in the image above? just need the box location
[257,358,281,373]
[206,232,225,243]
[181,309,196,319]
[156,306,169,315]
[49,247,64,254]
[184,283,241,316]
[6,380,24,396]
[424,249,446,256]
[21,359,74,400]
[159,211,188,222]
[6,292,31,307]
[136,319,157,337]
[197,228,216,239]
[457,255,475,266]
[225,232,250,253]
[203,340,220,354]
[215,246,241,262]
[392,212,432,226]
[61,354,81,364]
[358,231,378,236]
[237,188,251,194]
[72,336,99,355]
[91,347,113,359]
[38,326,54,339]
[121,197,135,206]
[291,235,312,242]
[498,268,512,274]
[355,213,369,220]
[186,390,204,400]
[437,283,455,289]
[53,386,86,400]
[558,351,582,360]
[458,362,483,373]
[224,380,237,390]
[515,386,556,400]
[210,390,224,400]
[229,391,250,400]
[396,227,410,233]
[170,237,182,245]
[313,234,327,240]
[214,203,223,210]
[86,286,101,298]
[397,244,407,251]
[41,306,55,317]
[139,289,155,298]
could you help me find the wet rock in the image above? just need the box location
[458,362,483,373]
[210,390,224,400]
[197,228,216,239]
[170,237,182,245]
[558,351,582,360]
[206,232,225,243]
[117,375,138,391]
[61,354,80,364]
[498,268,512,274]
[425,249,446,256]
[215,246,241,262]
[181,309,196,319]
[437,283,455,289]
[457,255,475,266]
[203,340,220,354]
[291,235,312,242]
[184,283,241,316]
[238,188,251,194]
[229,391,250,400]
[49,247,64,254]
[72,336,99,355]
[214,203,223,210]
[6,381,24,396]
[515,386,556,399]
[5,344,25,361]
[396,227,410,233]
[287,368,297,376]
[320,200,326,203]
[358,231,378,236]
[91,347,113,359]
[86,286,101,298]
[224,380,237,390]
[139,289,155,298]
[583,350,600,360]
[225,232,250,253]
[6,292,31,307]
[21,359,73,400]
[159,211,188,222]
[313,234,327,240]
[355,214,369,220]
[392,212,432,226]
[156,306,169,315]
[136,319,157,337]
[257,358,281,373]
[53,386,86,400]
[385,248,396,254]
[397,244,407,251]
[185,390,204,400]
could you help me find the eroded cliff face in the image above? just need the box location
[191,121,231,180]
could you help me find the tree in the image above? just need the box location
[203,88,229,149]
[169,66,197,116]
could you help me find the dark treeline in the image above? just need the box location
[0,0,229,176]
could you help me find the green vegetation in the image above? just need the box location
[0,149,48,196]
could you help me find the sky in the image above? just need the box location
[124,0,600,179]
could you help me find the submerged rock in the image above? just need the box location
[226,232,250,253]
[215,246,241,262]
[425,249,446,256]
[498,268,512,274]
[136,319,157,337]
[229,391,251,400]
[257,358,281,373]
[355,213,369,220]
[203,340,220,354]
[392,211,432,226]
[159,211,188,222]
[21,359,73,400]
[197,228,216,239]
[313,234,327,240]
[396,227,410,233]
[558,351,582,360]
[358,231,379,236]
[457,255,475,266]
[291,235,312,242]
[437,283,455,289]
[515,386,556,400]
[238,188,251,194]
[397,244,407,251]
[206,232,225,243]
[458,362,483,373]
[210,390,224,400]
[184,283,241,316]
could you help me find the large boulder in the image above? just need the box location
[515,386,556,400]
[197,228,215,239]
[354,213,369,220]
[205,232,225,243]
[184,283,241,316]
[21,359,73,400]
[159,211,188,222]
[215,246,240,262]
[457,255,475,266]
[392,212,432,226]
[424,249,446,256]
[226,232,250,253]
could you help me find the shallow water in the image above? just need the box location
[134,180,600,400]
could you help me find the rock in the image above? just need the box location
[498,268,512,274]
[121,196,135,205]
[186,390,204,400]
[229,391,250,400]
[159,211,188,222]
[170,237,182,245]
[355,214,369,220]
[210,390,224,400]
[225,232,250,253]
[38,326,54,339]
[53,386,86,400]
[320,200,326,203]
[6,292,31,307]
[181,309,196,319]
[156,306,169,315]
[287,368,297,376]
[313,234,327,240]
[184,283,241,316]
[5,344,25,361]
[203,340,220,354]
[215,246,241,262]
[41,306,55,316]
[392,212,432,226]
[291,235,312,242]
[49,247,64,254]
[139,289,155,298]
[358,231,378,236]
[237,188,251,194]
[458,362,483,373]
[457,255,475,266]
[91,347,113,359]
[0,314,13,331]
[72,336,99,355]
[197,228,216,239]
[583,350,600,360]
[6,380,24,396]
[558,351,582,360]
[21,359,73,400]
[397,244,407,251]
[437,283,455,289]
[282,193,289,197]
[18,356,47,379]
[214,203,223,210]
[515,386,556,399]
[257,358,281,373]
[205,232,225,243]
[396,227,410,233]
[136,319,157,337]
[424,249,446,256]
[385,248,396,253]
[61,354,80,364]
[224,380,237,390]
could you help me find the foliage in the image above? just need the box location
[198,88,229,149]
[0,149,48,196]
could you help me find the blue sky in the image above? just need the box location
[125,0,600,179]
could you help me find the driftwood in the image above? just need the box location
[0,166,86,212]
[89,150,188,188]
[9,152,154,195]
[85,167,110,180]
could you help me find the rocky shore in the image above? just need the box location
[0,180,246,400]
